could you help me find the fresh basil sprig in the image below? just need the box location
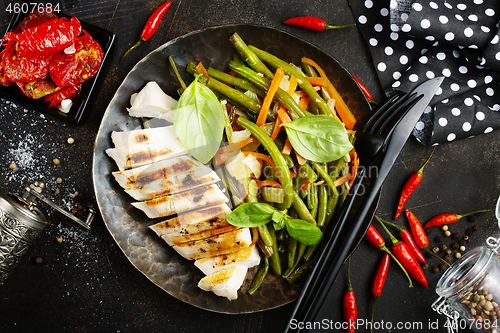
[227,202,322,245]
[174,75,225,164]
[280,115,352,163]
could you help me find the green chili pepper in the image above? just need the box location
[248,255,269,295]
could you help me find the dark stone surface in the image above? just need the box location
[0,1,499,332]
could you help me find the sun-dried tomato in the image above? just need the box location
[49,30,103,88]
[3,16,81,58]
[44,84,80,107]
[16,76,61,99]
[13,7,57,33]
[2,40,52,83]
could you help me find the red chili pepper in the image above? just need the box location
[394,147,435,219]
[370,253,390,333]
[424,209,489,229]
[283,16,355,32]
[365,224,413,287]
[120,2,172,61]
[343,258,357,333]
[375,216,425,264]
[377,218,428,288]
[405,210,450,268]
[351,74,374,101]
[3,16,81,58]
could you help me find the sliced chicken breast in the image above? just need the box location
[132,184,228,219]
[195,244,260,275]
[198,265,248,301]
[172,228,252,260]
[111,125,179,148]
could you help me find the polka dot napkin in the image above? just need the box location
[348,0,500,145]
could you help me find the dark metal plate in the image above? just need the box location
[92,24,371,314]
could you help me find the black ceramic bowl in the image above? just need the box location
[0,9,115,124]
[93,24,371,314]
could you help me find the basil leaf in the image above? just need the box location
[281,115,352,163]
[174,75,225,163]
[286,219,323,245]
[227,202,276,228]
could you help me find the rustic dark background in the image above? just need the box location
[0,1,499,332]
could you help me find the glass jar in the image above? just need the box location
[433,238,500,333]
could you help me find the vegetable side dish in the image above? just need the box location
[0,7,103,112]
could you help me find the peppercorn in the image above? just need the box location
[35,257,43,264]
[422,263,429,270]
[435,236,443,243]
[56,237,63,243]
[67,137,75,144]
[444,255,452,262]
[445,249,452,255]
[53,158,60,165]
[460,246,466,252]
[9,163,16,170]
[451,232,461,240]
[463,235,469,241]
[455,253,462,259]
[444,231,451,237]
[439,263,448,271]
[466,228,474,236]
[451,242,459,249]
[432,267,440,273]
[442,225,449,231]
[440,244,448,252]
[56,177,62,184]
[459,239,467,246]
[432,247,440,253]
[472,225,478,232]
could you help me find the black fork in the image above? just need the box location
[285,90,425,333]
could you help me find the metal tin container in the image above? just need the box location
[0,192,47,285]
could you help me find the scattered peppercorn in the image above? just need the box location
[53,158,60,165]
[466,228,474,236]
[432,247,440,253]
[445,249,452,255]
[9,163,16,170]
[442,225,449,231]
[67,137,75,144]
[439,264,448,271]
[460,246,466,252]
[56,177,62,184]
[54,188,60,195]
[422,263,429,270]
[455,253,462,259]
[432,267,440,273]
[472,225,478,232]
[444,255,452,262]
[35,257,43,264]
[451,242,459,249]
[463,235,469,241]
[444,231,451,237]
[435,236,443,243]
[440,244,448,251]
[451,232,460,240]
[56,237,63,243]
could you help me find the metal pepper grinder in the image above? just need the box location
[0,180,95,285]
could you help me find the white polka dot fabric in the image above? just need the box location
[349,0,500,145]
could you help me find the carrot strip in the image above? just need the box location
[349,150,359,188]
[334,173,352,187]
[305,76,328,86]
[298,96,310,110]
[270,118,282,140]
[235,136,258,148]
[256,180,283,189]
[301,57,356,129]
[282,138,293,155]
[295,150,307,165]
[214,143,240,165]
[251,227,259,244]
[194,62,209,79]
[288,75,298,94]
[256,68,285,127]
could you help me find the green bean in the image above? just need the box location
[282,243,307,278]
[207,77,262,114]
[257,239,273,258]
[268,224,282,275]
[221,101,233,143]
[301,62,330,103]
[287,237,297,269]
[278,234,288,254]
[228,60,311,120]
[230,32,274,80]
[325,191,338,225]
[310,161,336,192]
[307,184,317,211]
[168,56,187,92]
[317,184,328,228]
[248,255,269,295]
[236,117,294,210]
[257,224,273,247]
[248,45,335,118]
[207,67,266,98]
[186,62,208,84]
[286,257,315,284]
[291,191,316,225]
[300,163,318,183]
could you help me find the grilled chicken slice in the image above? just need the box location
[111,125,179,147]
[198,265,248,301]
[195,244,260,275]
[149,204,232,237]
[172,228,252,260]
[106,140,188,171]
[112,155,204,190]
[132,184,228,219]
